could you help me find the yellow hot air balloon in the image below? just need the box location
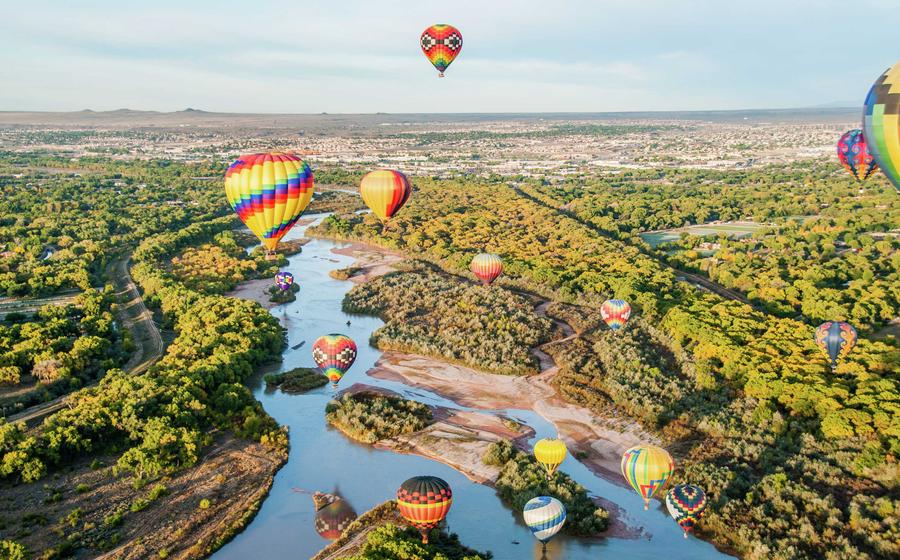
[534,438,567,480]
[359,169,411,223]
[224,153,314,258]
[621,444,675,510]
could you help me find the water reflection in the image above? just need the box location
[311,490,357,540]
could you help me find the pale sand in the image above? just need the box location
[226,278,277,309]
[330,242,404,283]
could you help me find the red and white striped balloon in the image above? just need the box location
[470,253,503,285]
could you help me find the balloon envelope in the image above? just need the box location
[601,299,632,331]
[359,169,412,222]
[421,24,463,76]
[315,497,357,540]
[523,496,566,544]
[396,476,453,543]
[224,153,314,252]
[837,129,878,181]
[533,438,567,479]
[814,321,857,370]
[275,271,294,291]
[666,484,708,536]
[863,62,900,191]
[312,334,358,385]
[621,444,675,508]
[470,253,503,285]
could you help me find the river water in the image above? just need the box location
[213,216,733,560]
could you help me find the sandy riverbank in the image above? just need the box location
[330,242,404,283]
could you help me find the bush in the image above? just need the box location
[264,368,328,393]
[325,391,433,444]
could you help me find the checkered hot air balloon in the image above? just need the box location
[863,61,900,191]
[396,476,453,544]
[523,496,566,551]
[621,444,675,509]
[814,321,857,371]
[837,129,878,181]
[470,253,503,285]
[421,24,463,77]
[314,496,357,540]
[533,438,567,480]
[359,169,412,223]
[274,271,294,291]
[312,334,358,386]
[224,153,314,259]
[601,299,632,331]
[666,484,708,538]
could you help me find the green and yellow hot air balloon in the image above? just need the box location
[863,62,900,191]
[621,444,675,510]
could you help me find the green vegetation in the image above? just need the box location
[264,367,328,393]
[483,440,609,536]
[170,230,281,294]
[312,172,898,560]
[307,190,366,214]
[268,283,300,304]
[329,266,361,280]
[343,263,554,375]
[343,524,489,560]
[325,391,433,444]
[0,539,28,559]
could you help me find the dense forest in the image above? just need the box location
[311,171,898,560]
[343,263,556,375]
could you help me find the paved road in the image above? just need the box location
[5,257,164,426]
[0,291,81,318]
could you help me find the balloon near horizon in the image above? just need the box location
[224,152,314,258]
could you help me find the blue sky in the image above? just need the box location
[1,0,897,113]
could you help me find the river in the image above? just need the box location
[213,216,734,560]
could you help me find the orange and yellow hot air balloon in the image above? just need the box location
[396,476,452,544]
[359,169,412,223]
[621,444,675,510]
[533,438,567,480]
[470,253,503,285]
[224,152,314,258]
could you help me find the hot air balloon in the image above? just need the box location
[420,24,463,77]
[314,494,357,540]
[533,438,567,480]
[359,169,412,223]
[224,153,314,259]
[666,484,708,538]
[601,299,632,331]
[814,321,857,371]
[523,496,566,553]
[275,271,294,291]
[312,334,358,386]
[863,62,900,191]
[470,253,503,285]
[837,129,878,181]
[396,476,453,544]
[621,444,675,509]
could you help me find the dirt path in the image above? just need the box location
[6,256,164,425]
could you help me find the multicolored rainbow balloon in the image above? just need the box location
[621,444,675,509]
[396,476,453,544]
[420,24,463,77]
[601,299,632,331]
[274,271,294,291]
[814,321,857,371]
[666,484,708,538]
[470,253,503,285]
[224,153,314,257]
[837,129,878,181]
[312,334,358,386]
[863,62,900,191]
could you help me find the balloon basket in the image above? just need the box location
[265,252,278,261]
[438,72,445,78]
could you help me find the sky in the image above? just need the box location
[1,0,898,114]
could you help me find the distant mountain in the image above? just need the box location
[809,100,860,109]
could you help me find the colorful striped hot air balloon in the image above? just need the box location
[814,321,857,371]
[470,253,503,285]
[274,271,294,291]
[359,169,412,223]
[533,438,567,480]
[420,24,463,77]
[837,129,878,181]
[621,444,675,509]
[523,496,566,552]
[224,153,314,258]
[601,299,632,331]
[863,62,900,191]
[666,484,708,538]
[312,334,358,386]
[396,476,453,544]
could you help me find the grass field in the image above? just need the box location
[640,221,764,247]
